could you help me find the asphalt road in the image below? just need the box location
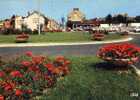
[0,34,139,59]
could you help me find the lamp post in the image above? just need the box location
[38,0,41,35]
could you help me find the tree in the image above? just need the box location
[105,14,112,25]
[135,16,140,22]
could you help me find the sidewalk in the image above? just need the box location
[0,37,133,48]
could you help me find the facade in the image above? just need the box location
[0,21,3,29]
[68,8,85,22]
[67,8,85,29]
[129,23,140,28]
[14,11,60,32]
[15,16,24,29]
[24,11,46,31]
[3,19,13,29]
[47,19,60,31]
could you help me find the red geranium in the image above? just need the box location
[25,51,33,57]
[55,56,65,62]
[0,95,4,100]
[32,56,45,64]
[0,71,5,78]
[10,71,23,78]
[15,89,23,96]
[97,43,140,65]
[21,61,31,67]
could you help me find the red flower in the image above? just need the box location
[10,71,23,78]
[0,95,4,100]
[45,63,55,71]
[21,61,31,67]
[32,56,45,64]
[64,60,71,65]
[97,43,140,65]
[15,89,23,96]
[0,71,5,78]
[25,51,33,57]
[4,84,13,91]
[55,56,65,62]
[26,89,32,94]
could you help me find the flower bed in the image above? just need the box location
[0,52,70,99]
[16,33,29,43]
[97,43,140,66]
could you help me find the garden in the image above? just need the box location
[0,31,127,43]
[0,43,140,100]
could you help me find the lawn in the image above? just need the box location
[0,32,126,43]
[37,56,140,100]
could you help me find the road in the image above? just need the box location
[0,34,139,60]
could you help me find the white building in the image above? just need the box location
[24,11,46,31]
[14,11,60,32]
[129,23,140,28]
[15,16,24,29]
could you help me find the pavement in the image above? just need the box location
[0,36,135,61]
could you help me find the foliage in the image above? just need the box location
[0,52,70,99]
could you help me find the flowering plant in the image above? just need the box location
[92,31,105,41]
[97,43,140,65]
[0,51,70,100]
[16,32,29,42]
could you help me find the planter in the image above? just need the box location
[15,33,29,43]
[16,37,28,43]
[94,36,104,40]
[93,33,105,41]
[103,57,139,67]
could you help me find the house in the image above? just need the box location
[3,19,13,29]
[15,16,24,29]
[46,19,60,31]
[23,11,48,31]
[0,21,3,29]
[14,11,60,32]
[67,8,85,29]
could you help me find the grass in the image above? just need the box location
[37,56,140,100]
[0,32,126,43]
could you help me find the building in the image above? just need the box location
[45,19,60,31]
[24,11,48,31]
[67,8,85,29]
[0,21,3,29]
[3,19,13,29]
[128,23,140,28]
[15,16,24,29]
[14,11,60,32]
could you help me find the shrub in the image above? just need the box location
[97,43,140,66]
[0,52,70,99]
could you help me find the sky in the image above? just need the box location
[0,0,140,22]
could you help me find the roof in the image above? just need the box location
[26,10,47,19]
[68,8,85,19]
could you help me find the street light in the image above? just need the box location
[38,0,41,35]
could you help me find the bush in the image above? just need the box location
[32,29,38,35]
[0,52,70,99]
[22,28,32,34]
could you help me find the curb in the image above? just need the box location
[0,37,133,48]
